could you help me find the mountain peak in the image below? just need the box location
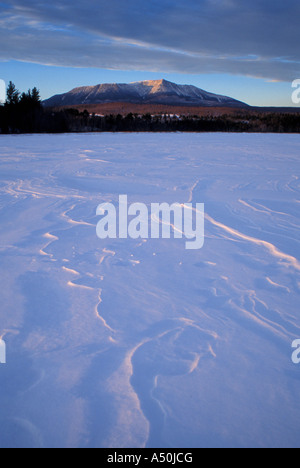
[131,79,168,85]
[44,79,248,108]
[142,79,168,86]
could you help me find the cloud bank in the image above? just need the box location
[1,0,299,81]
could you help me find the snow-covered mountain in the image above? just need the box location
[43,79,248,108]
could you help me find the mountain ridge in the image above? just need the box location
[43,79,248,108]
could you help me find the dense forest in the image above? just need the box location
[1,82,300,134]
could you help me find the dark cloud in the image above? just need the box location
[1,0,299,81]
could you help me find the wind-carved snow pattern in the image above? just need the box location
[0,133,299,448]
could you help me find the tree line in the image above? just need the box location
[0,81,68,133]
[1,82,300,134]
[1,82,42,133]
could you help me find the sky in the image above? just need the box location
[0,0,299,106]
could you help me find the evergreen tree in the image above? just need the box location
[6,81,20,105]
[31,87,41,104]
[20,90,31,105]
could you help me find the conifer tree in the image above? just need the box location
[6,81,20,105]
